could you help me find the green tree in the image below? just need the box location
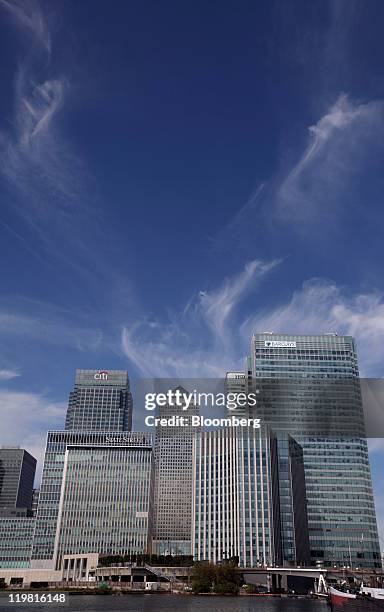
[191,562,216,593]
[213,564,240,594]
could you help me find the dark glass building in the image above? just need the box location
[251,333,381,569]
[65,369,132,431]
[0,448,36,516]
[272,435,310,566]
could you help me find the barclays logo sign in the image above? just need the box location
[264,340,296,348]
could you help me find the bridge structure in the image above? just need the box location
[113,563,384,594]
[237,566,384,593]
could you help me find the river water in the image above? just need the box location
[0,593,328,611]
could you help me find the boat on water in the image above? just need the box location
[329,586,384,610]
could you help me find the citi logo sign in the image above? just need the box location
[94,371,108,380]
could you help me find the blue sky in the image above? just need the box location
[1,0,384,547]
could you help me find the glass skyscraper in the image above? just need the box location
[65,369,132,431]
[31,368,144,569]
[54,440,153,569]
[0,517,35,568]
[0,447,36,516]
[251,333,381,569]
[273,435,310,566]
[193,427,274,566]
[0,448,37,569]
[152,388,199,556]
[31,431,153,569]
[192,427,309,568]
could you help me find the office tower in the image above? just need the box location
[152,388,199,556]
[192,428,309,568]
[0,448,36,516]
[31,489,39,517]
[251,333,381,569]
[53,438,154,569]
[0,517,35,568]
[225,371,247,417]
[273,435,310,566]
[31,432,153,569]
[65,369,132,431]
[193,427,273,566]
[225,371,246,395]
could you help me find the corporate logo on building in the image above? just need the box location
[94,370,108,380]
[264,340,296,348]
[105,434,148,444]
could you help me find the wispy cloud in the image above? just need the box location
[1,71,73,219]
[0,296,104,352]
[241,278,384,377]
[276,95,384,227]
[0,389,66,482]
[0,310,103,352]
[0,369,20,381]
[0,0,95,256]
[0,0,51,52]
[214,94,384,258]
[194,259,279,347]
[122,271,384,379]
[121,259,279,377]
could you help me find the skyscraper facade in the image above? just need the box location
[152,388,198,556]
[251,333,381,569]
[193,427,274,566]
[225,371,247,417]
[0,517,35,568]
[31,431,153,568]
[0,448,36,516]
[65,369,132,431]
[273,435,310,566]
[31,489,40,517]
[54,439,153,569]
[192,427,309,568]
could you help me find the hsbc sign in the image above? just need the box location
[264,341,296,348]
[94,371,108,380]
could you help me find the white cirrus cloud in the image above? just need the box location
[121,259,280,378]
[0,0,93,236]
[0,369,21,381]
[0,0,50,52]
[241,278,384,376]
[213,95,384,257]
[0,311,103,352]
[0,299,104,352]
[276,94,384,227]
[123,272,384,379]
[0,389,67,483]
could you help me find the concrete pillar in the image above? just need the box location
[272,574,277,591]
[278,574,282,591]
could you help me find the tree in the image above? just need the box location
[213,564,240,594]
[191,562,216,593]
[191,561,240,594]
